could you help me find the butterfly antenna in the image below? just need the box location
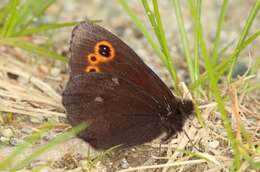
[163,96,171,112]
[183,129,202,152]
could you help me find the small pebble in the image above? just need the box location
[30,116,44,124]
[47,116,60,123]
[208,140,220,149]
[232,61,248,78]
[21,128,33,134]
[50,68,61,77]
[18,76,29,84]
[95,162,108,172]
[37,167,51,172]
[38,65,49,74]
[27,160,45,169]
[115,25,126,37]
[1,128,14,138]
[120,158,129,169]
[0,136,10,144]
[9,137,24,146]
[7,72,19,80]
[42,131,56,141]
[131,148,136,151]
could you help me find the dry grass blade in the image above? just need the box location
[162,125,198,172]
[0,49,64,119]
[0,99,65,118]
[228,85,241,141]
[118,159,207,172]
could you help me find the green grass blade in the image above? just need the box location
[16,22,78,36]
[140,0,166,63]
[141,0,158,36]
[242,151,260,170]
[191,52,233,91]
[0,124,54,170]
[240,30,260,50]
[192,6,241,167]
[10,123,87,171]
[244,83,260,93]
[192,0,201,82]
[117,0,166,65]
[0,3,10,26]
[183,0,205,126]
[141,0,167,62]
[185,1,241,167]
[187,0,202,92]
[172,0,194,82]
[187,0,211,81]
[219,39,235,57]
[0,37,67,61]
[0,0,20,37]
[251,55,260,75]
[228,0,260,80]
[15,0,56,32]
[152,0,166,45]
[212,0,229,64]
[0,131,45,170]
[152,0,179,88]
[192,28,258,90]
[118,0,180,92]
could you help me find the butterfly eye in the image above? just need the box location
[95,41,115,62]
[86,66,100,73]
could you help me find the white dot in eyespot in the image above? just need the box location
[112,77,119,85]
[94,96,103,103]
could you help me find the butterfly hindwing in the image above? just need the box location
[62,73,164,149]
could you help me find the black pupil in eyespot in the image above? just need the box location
[89,68,96,72]
[90,56,96,61]
[98,45,111,57]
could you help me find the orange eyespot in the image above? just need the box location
[85,66,100,73]
[83,41,115,73]
[87,54,100,65]
[94,41,115,62]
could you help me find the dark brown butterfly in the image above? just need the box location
[62,21,194,150]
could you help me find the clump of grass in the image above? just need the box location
[0,122,87,171]
[0,0,78,61]
[117,0,259,171]
[0,0,83,170]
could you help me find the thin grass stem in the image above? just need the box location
[212,0,229,64]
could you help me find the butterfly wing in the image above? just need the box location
[69,21,175,101]
[62,73,164,149]
[64,21,194,149]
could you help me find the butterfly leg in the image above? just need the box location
[161,121,176,142]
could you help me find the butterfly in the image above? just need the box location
[62,20,194,150]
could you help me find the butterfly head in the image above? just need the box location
[159,98,194,133]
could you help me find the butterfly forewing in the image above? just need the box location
[69,21,174,101]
